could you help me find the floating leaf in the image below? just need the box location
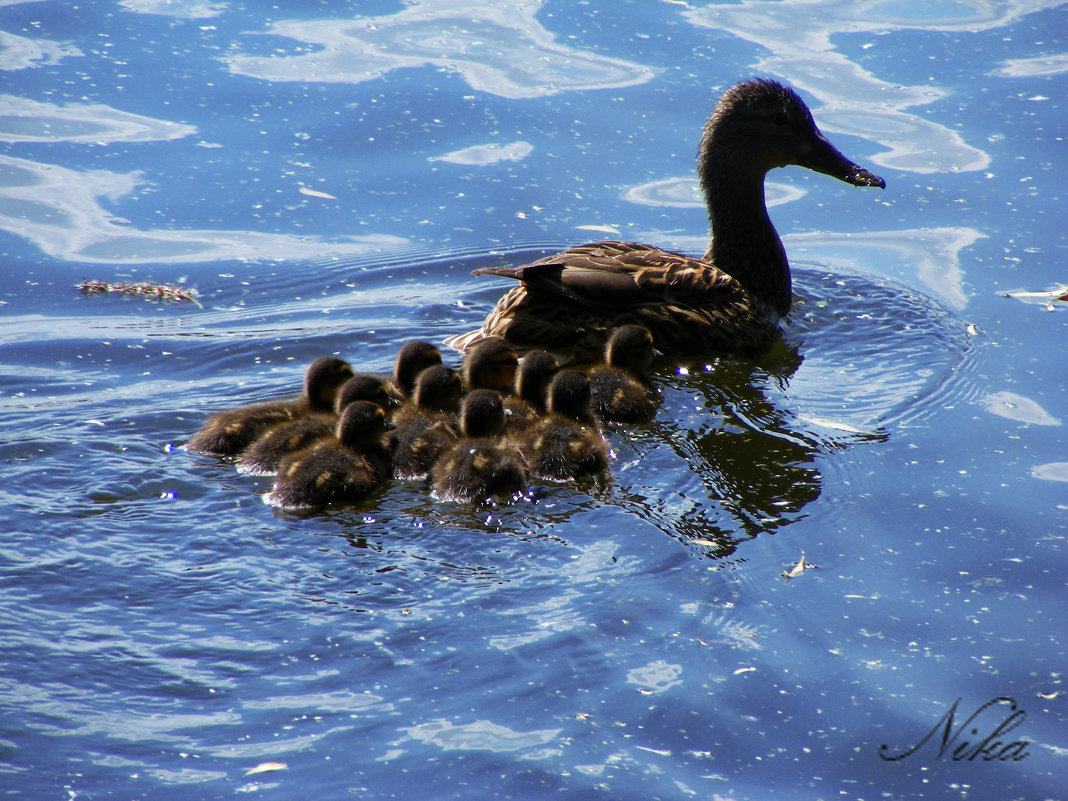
[983,391,1061,426]
[299,187,337,199]
[244,762,287,776]
[781,552,817,584]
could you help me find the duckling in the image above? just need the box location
[268,401,393,509]
[517,370,609,481]
[389,364,463,480]
[588,325,660,423]
[504,349,559,433]
[390,340,443,400]
[445,79,885,360]
[187,356,355,456]
[431,389,528,502]
[236,373,395,476]
[461,336,519,393]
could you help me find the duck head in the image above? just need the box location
[699,78,884,189]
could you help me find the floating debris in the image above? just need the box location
[1002,284,1068,311]
[80,279,201,307]
[244,762,287,776]
[781,553,818,584]
[299,186,337,199]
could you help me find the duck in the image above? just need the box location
[517,370,609,481]
[187,356,355,457]
[431,389,528,502]
[444,79,885,360]
[268,401,394,509]
[504,349,559,432]
[390,340,444,400]
[588,325,660,423]
[236,373,395,476]
[461,336,519,394]
[389,364,464,479]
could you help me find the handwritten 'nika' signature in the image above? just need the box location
[879,696,1030,762]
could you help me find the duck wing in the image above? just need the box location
[473,241,740,311]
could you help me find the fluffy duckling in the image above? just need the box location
[390,340,443,400]
[504,349,559,432]
[389,364,463,480]
[431,389,528,502]
[588,325,660,423]
[236,374,395,476]
[187,356,355,457]
[268,401,393,509]
[461,336,519,394]
[518,370,609,481]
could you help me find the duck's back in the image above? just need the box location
[459,241,768,359]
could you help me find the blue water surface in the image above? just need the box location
[1,1,1066,799]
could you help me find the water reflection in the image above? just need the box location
[431,141,534,166]
[119,0,224,18]
[0,153,406,263]
[993,52,1068,77]
[0,27,80,70]
[0,95,195,143]
[227,0,658,99]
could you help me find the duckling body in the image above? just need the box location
[588,325,660,423]
[390,365,463,480]
[431,390,527,502]
[187,356,355,457]
[518,371,608,481]
[268,401,393,509]
[236,374,395,476]
[445,79,884,360]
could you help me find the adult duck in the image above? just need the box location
[445,79,884,359]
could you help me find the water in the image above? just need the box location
[2,1,1066,799]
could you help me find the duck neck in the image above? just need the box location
[699,157,792,317]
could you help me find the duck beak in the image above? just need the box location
[802,130,885,189]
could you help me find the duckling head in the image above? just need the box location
[335,374,396,414]
[394,340,443,398]
[699,78,884,189]
[515,350,559,411]
[336,401,394,449]
[462,336,519,394]
[305,356,357,411]
[547,370,594,423]
[412,365,464,412]
[459,389,507,439]
[604,325,656,377]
